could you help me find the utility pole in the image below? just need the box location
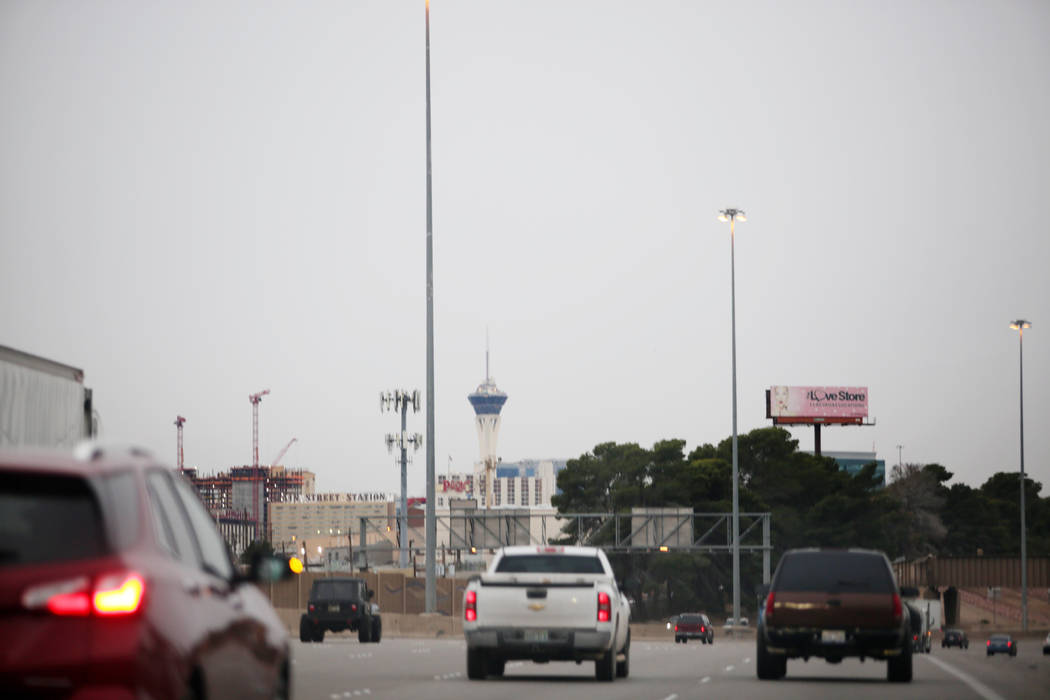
[382,390,422,569]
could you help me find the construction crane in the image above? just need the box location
[271,437,297,466]
[174,416,186,470]
[248,389,270,531]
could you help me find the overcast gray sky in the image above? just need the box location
[2,0,1047,497]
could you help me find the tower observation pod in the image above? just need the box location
[468,345,507,509]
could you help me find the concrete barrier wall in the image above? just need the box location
[278,608,742,642]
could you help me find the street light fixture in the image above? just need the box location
[718,207,745,630]
[1009,319,1030,633]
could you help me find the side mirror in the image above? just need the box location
[367,589,375,600]
[243,554,298,584]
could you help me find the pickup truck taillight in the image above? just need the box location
[464,589,477,622]
[891,593,902,622]
[597,591,611,623]
[764,591,775,623]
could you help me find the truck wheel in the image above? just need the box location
[358,618,372,643]
[616,630,630,678]
[888,641,912,682]
[371,617,382,643]
[488,658,505,677]
[595,647,615,682]
[466,648,488,680]
[756,634,786,680]
[314,627,325,643]
[299,617,313,643]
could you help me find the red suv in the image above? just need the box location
[0,445,293,699]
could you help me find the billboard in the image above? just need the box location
[767,386,868,425]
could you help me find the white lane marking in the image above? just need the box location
[700,676,711,683]
[661,695,678,700]
[922,655,1006,700]
[743,657,752,664]
[725,664,735,672]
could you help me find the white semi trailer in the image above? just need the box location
[0,345,96,448]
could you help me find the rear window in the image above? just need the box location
[312,580,364,601]
[0,472,108,566]
[774,551,895,593]
[495,554,605,574]
[679,614,703,624]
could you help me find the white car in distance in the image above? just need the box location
[462,545,631,681]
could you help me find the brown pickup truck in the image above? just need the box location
[756,548,912,682]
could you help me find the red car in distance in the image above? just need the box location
[0,445,294,699]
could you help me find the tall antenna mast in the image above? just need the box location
[486,327,490,381]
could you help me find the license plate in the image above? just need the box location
[821,630,846,644]
[523,630,549,642]
[328,604,340,612]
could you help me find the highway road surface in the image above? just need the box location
[290,634,1050,700]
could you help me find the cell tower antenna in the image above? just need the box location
[486,327,490,381]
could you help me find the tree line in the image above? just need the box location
[551,427,1050,621]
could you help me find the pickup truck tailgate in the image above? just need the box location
[478,579,598,628]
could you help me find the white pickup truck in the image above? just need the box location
[462,545,631,681]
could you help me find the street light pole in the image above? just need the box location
[1009,319,1030,633]
[424,0,437,613]
[718,207,746,629]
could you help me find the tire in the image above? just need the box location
[987,650,993,657]
[595,646,615,682]
[616,629,630,678]
[299,617,313,643]
[466,648,488,680]
[314,627,325,643]
[371,617,382,643]
[888,641,912,683]
[358,618,372,643]
[682,638,687,644]
[674,637,681,644]
[756,634,786,680]
[488,658,505,677]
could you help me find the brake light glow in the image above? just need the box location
[597,591,611,623]
[674,624,679,632]
[93,573,144,615]
[49,590,92,616]
[1007,641,1012,647]
[464,589,477,622]
[987,640,991,646]
[891,593,902,621]
[23,573,144,617]
[765,591,775,623]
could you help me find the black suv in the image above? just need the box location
[942,628,968,649]
[299,577,382,643]
[757,548,912,683]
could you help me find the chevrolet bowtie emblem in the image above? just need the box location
[528,603,546,612]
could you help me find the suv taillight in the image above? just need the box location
[765,591,775,623]
[891,593,902,622]
[22,572,145,617]
[464,589,477,622]
[93,573,144,615]
[597,591,611,622]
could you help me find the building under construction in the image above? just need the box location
[181,465,315,550]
